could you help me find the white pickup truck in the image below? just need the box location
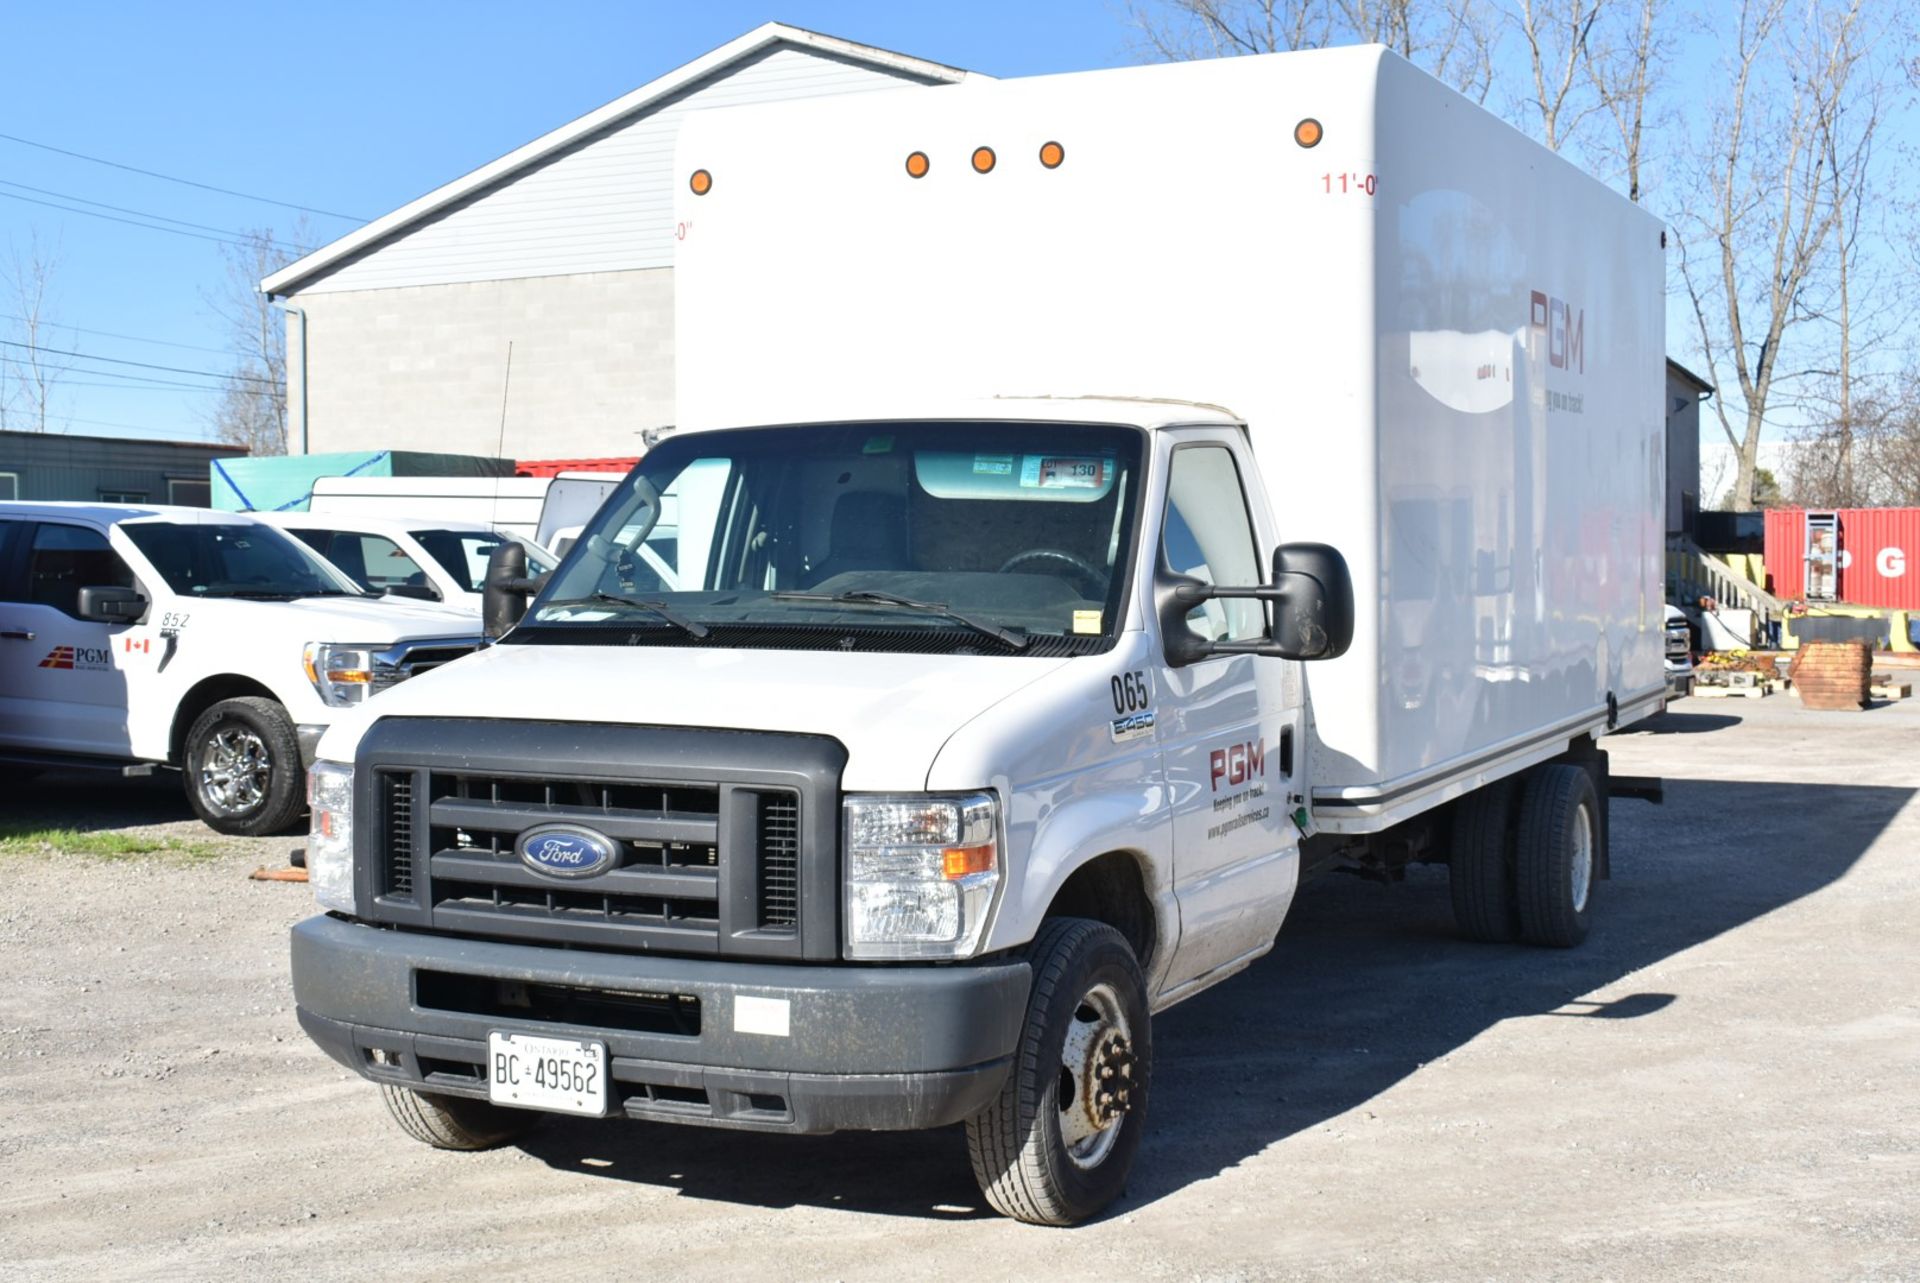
[291,45,1667,1224]
[0,502,481,834]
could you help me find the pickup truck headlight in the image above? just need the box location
[843,793,999,960]
[303,642,386,708]
[307,762,355,914]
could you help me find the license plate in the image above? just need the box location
[486,1031,608,1117]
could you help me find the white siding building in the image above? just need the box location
[264,25,974,460]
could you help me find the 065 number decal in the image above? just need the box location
[1111,670,1150,715]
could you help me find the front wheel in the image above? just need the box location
[381,1086,538,1150]
[182,696,304,836]
[966,918,1151,1226]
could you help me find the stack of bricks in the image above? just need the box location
[1791,641,1873,711]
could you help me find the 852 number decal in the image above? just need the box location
[1111,670,1151,715]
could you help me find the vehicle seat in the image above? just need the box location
[809,491,909,584]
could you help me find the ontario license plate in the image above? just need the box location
[487,1031,608,1117]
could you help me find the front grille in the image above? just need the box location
[371,640,483,692]
[356,720,842,961]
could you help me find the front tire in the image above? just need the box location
[966,918,1151,1226]
[182,696,304,836]
[381,1086,538,1150]
[1515,764,1599,948]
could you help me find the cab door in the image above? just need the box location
[0,520,142,757]
[1153,431,1306,993]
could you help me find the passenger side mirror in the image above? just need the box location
[483,543,547,640]
[1156,542,1354,666]
[77,585,147,624]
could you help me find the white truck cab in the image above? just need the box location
[291,44,1666,1224]
[0,502,481,834]
[252,513,558,612]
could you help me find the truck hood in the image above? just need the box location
[316,641,1074,790]
[189,594,478,641]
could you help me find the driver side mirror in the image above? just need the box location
[1157,542,1354,667]
[77,585,148,624]
[482,543,548,640]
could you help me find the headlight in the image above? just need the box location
[843,793,1000,960]
[307,761,355,915]
[303,642,386,707]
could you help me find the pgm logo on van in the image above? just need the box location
[1530,289,1585,373]
[1210,739,1266,791]
[37,645,111,672]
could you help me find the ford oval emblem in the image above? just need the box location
[516,824,619,879]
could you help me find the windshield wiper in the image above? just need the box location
[545,591,710,639]
[769,589,1028,651]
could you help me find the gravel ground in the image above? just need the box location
[1,694,1917,1281]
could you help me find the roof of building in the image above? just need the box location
[0,428,248,455]
[1666,357,1715,395]
[263,23,976,298]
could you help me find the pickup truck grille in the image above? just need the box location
[354,719,843,961]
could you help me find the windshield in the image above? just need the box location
[412,530,556,594]
[516,421,1145,655]
[121,522,367,599]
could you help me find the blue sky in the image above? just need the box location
[0,2,1129,444]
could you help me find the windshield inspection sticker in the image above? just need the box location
[1073,609,1103,635]
[1110,710,1156,743]
[972,454,1015,476]
[1021,455,1111,489]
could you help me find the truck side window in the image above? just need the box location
[26,523,134,618]
[1161,446,1264,643]
[327,534,430,594]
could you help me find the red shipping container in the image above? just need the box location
[515,457,639,478]
[1764,507,1920,609]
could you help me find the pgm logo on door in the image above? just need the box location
[1209,738,1266,791]
[37,645,111,671]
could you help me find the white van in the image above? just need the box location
[0,503,481,834]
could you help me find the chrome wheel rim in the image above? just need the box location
[1057,981,1135,1169]
[200,725,271,815]
[1570,801,1593,914]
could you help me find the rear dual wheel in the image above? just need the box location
[1448,763,1598,948]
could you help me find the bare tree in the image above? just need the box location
[1508,0,1604,151]
[1675,0,1862,512]
[204,223,307,456]
[1128,0,1497,100]
[1582,0,1670,202]
[1,233,66,433]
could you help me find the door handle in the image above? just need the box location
[1,629,35,641]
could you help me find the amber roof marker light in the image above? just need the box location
[972,146,997,174]
[1038,140,1065,169]
[905,150,931,178]
[689,168,713,195]
[1293,118,1323,148]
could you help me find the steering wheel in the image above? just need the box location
[997,548,1106,597]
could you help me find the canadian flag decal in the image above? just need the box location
[124,637,150,654]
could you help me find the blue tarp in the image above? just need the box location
[210,451,513,512]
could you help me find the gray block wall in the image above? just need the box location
[291,267,674,460]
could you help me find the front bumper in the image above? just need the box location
[291,915,1029,1134]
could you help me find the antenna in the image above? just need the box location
[491,340,513,538]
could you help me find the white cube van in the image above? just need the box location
[0,502,482,834]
